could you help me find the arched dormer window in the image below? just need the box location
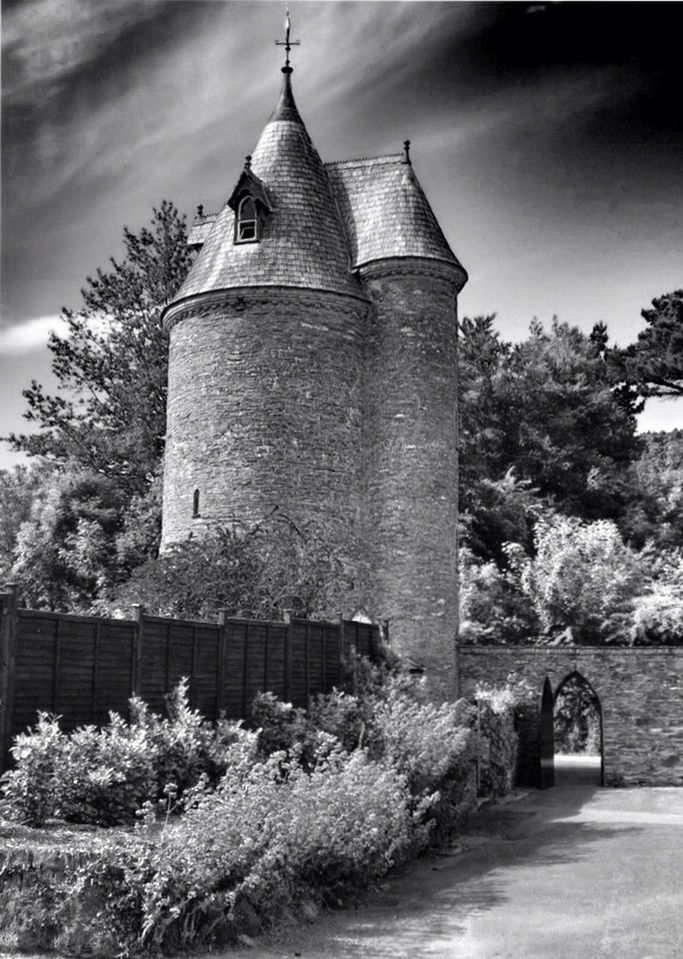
[228,157,272,246]
[236,195,258,243]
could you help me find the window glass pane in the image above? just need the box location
[239,196,256,219]
[238,221,257,241]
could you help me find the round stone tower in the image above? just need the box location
[161,66,368,554]
[161,38,468,698]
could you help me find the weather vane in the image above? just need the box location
[275,6,300,70]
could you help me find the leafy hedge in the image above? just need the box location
[0,666,520,956]
[0,679,239,826]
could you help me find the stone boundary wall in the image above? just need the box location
[457,645,683,787]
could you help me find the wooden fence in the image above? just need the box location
[0,587,380,772]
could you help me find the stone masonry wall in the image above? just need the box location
[162,288,367,558]
[457,645,683,786]
[361,260,460,700]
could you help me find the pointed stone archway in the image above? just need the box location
[553,671,604,786]
[457,644,683,787]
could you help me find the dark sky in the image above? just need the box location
[2,1,682,467]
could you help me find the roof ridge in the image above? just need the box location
[326,154,403,168]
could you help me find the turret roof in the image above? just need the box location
[171,70,363,305]
[167,68,467,314]
[326,154,466,287]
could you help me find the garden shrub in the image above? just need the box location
[0,679,243,826]
[120,739,423,953]
[632,585,683,644]
[0,666,521,957]
[52,719,157,825]
[472,679,529,797]
[0,714,64,824]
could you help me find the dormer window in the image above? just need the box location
[228,156,273,247]
[236,195,259,243]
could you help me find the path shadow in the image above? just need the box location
[261,788,642,959]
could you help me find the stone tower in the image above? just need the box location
[161,47,467,697]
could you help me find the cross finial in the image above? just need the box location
[275,6,300,72]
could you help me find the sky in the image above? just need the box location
[1,0,682,470]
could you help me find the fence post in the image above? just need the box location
[241,622,250,719]
[131,604,144,698]
[381,618,390,656]
[304,620,310,702]
[0,585,19,775]
[217,610,227,718]
[337,614,344,687]
[283,610,292,702]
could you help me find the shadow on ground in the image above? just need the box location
[246,782,646,959]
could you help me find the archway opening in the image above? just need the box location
[553,672,603,785]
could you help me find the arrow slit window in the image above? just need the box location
[236,196,259,243]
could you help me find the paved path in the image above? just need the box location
[237,781,683,959]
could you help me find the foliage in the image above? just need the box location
[135,745,419,951]
[3,203,191,610]
[0,680,242,826]
[102,513,366,621]
[0,714,64,825]
[458,315,642,562]
[0,464,50,582]
[11,467,124,610]
[460,512,652,645]
[459,543,540,644]
[0,664,521,957]
[621,431,683,550]
[553,675,601,754]
[631,550,683,644]
[114,467,164,576]
[615,289,683,398]
[525,515,643,643]
[7,201,192,493]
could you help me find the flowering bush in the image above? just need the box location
[133,743,422,951]
[1,667,520,956]
[0,679,242,825]
[632,587,683,644]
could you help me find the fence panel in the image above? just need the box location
[0,600,380,771]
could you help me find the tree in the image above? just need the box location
[620,430,683,549]
[7,201,193,494]
[0,465,50,582]
[458,316,643,562]
[616,289,683,398]
[502,319,641,519]
[100,513,366,622]
[12,468,124,611]
[525,515,643,643]
[460,512,653,645]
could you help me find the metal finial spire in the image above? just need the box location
[275,6,300,72]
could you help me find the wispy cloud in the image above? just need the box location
[0,315,67,355]
[2,0,164,101]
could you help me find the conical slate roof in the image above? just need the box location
[170,71,363,305]
[326,154,467,288]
